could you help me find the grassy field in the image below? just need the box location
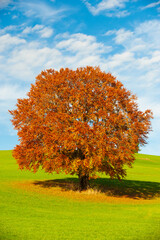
[0,150,160,240]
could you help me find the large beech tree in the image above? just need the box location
[9,66,153,190]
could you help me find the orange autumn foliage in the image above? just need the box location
[9,66,153,189]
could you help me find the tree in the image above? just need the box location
[9,66,153,190]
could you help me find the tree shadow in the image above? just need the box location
[91,178,160,199]
[33,178,160,200]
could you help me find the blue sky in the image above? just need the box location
[0,0,160,155]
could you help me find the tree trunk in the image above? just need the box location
[79,174,89,191]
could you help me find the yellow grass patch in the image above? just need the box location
[10,180,160,205]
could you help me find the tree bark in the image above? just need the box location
[79,174,89,191]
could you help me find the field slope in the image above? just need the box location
[0,150,160,240]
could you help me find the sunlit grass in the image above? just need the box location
[0,150,160,240]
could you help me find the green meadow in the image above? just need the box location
[0,150,160,240]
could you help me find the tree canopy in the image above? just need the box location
[9,66,153,190]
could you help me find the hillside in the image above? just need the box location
[0,150,160,240]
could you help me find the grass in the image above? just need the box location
[0,150,160,240]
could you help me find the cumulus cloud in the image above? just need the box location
[111,20,160,53]
[0,34,26,52]
[39,27,53,38]
[104,20,160,82]
[2,46,62,82]
[0,25,18,35]
[55,33,112,68]
[0,29,111,85]
[1,20,159,95]
[56,33,106,54]
[104,20,160,91]
[22,25,54,38]
[83,0,129,17]
[136,51,160,70]
[107,51,134,68]
[114,29,133,44]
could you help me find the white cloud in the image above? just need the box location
[1,20,159,91]
[100,20,160,133]
[0,25,18,35]
[141,1,160,10]
[112,20,160,53]
[112,9,129,17]
[0,85,27,100]
[17,1,67,22]
[114,28,133,44]
[39,27,53,38]
[135,20,160,50]
[55,33,112,68]
[56,33,106,54]
[0,29,110,90]
[138,97,160,118]
[78,55,102,66]
[5,47,62,81]
[32,25,44,31]
[0,0,11,9]
[104,30,116,36]
[12,15,18,19]
[22,27,33,34]
[84,0,129,17]
[0,34,26,53]
[107,51,134,68]
[136,51,160,70]
[22,25,54,38]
